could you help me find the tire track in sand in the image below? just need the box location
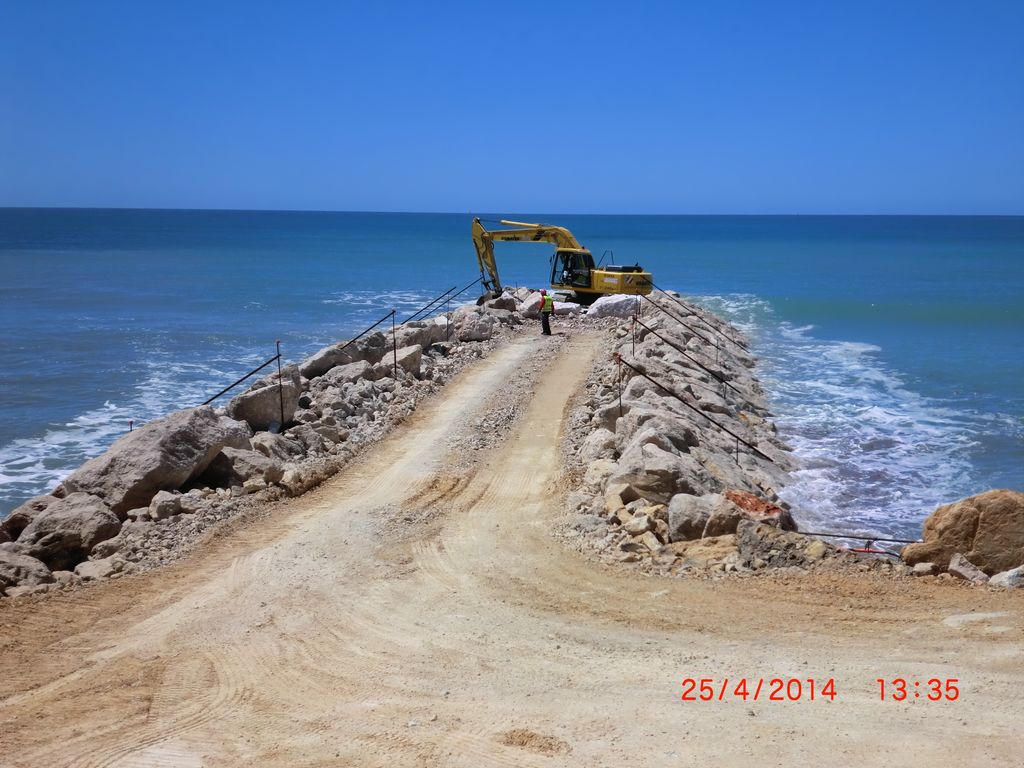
[3,333,1023,767]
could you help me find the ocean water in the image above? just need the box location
[1,210,1021,539]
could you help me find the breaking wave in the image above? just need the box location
[697,294,1000,541]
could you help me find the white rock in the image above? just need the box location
[587,294,640,319]
[988,565,1024,588]
[948,553,988,584]
[912,562,937,577]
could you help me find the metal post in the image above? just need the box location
[615,353,623,417]
[392,310,398,378]
[446,295,451,340]
[128,419,133,433]
[276,340,285,429]
[631,317,635,356]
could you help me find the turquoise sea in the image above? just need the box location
[1,210,1021,538]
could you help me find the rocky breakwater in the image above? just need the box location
[559,293,857,577]
[0,291,534,598]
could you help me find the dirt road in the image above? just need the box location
[1,333,1022,767]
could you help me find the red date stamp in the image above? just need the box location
[680,677,962,702]
[876,678,959,701]
[680,677,838,702]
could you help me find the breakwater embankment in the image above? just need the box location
[3,289,1022,598]
[555,294,1024,587]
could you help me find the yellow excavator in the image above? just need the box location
[471,218,653,304]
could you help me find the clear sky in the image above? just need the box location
[1,1,1022,214]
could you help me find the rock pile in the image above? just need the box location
[0,289,539,597]
[902,489,1024,587]
[558,293,851,577]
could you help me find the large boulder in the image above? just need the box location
[74,556,125,582]
[226,364,301,432]
[148,491,181,520]
[579,428,617,462]
[218,415,254,450]
[299,332,387,379]
[394,322,444,350]
[0,548,54,591]
[482,307,519,325]
[199,447,285,488]
[322,360,374,386]
[1,494,58,541]
[708,490,797,535]
[947,553,988,584]
[251,431,306,463]
[394,344,423,376]
[667,493,719,541]
[667,491,797,542]
[606,443,712,504]
[615,408,700,455]
[902,490,1024,575]
[285,424,329,455]
[456,313,498,342]
[521,292,542,319]
[553,301,582,316]
[17,493,121,571]
[57,406,247,516]
[587,294,640,319]
[989,565,1024,589]
[485,295,517,312]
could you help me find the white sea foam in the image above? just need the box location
[0,354,264,514]
[695,294,989,540]
[0,290,1006,537]
[322,289,450,321]
[0,295,459,515]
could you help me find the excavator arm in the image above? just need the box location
[472,218,586,296]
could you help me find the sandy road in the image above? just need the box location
[1,333,1022,767]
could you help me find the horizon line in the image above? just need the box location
[2,205,1023,218]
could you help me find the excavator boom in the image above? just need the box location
[473,218,587,296]
[494,220,584,250]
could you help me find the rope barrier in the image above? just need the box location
[640,279,750,352]
[633,317,744,396]
[201,352,282,406]
[796,529,919,545]
[615,354,776,465]
[637,293,725,355]
[402,285,457,324]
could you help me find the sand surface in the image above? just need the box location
[1,332,1022,767]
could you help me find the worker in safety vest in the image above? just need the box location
[539,289,554,336]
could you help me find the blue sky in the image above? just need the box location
[1,1,1022,214]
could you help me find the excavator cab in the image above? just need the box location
[551,249,595,290]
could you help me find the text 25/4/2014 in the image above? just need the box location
[680,678,961,702]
